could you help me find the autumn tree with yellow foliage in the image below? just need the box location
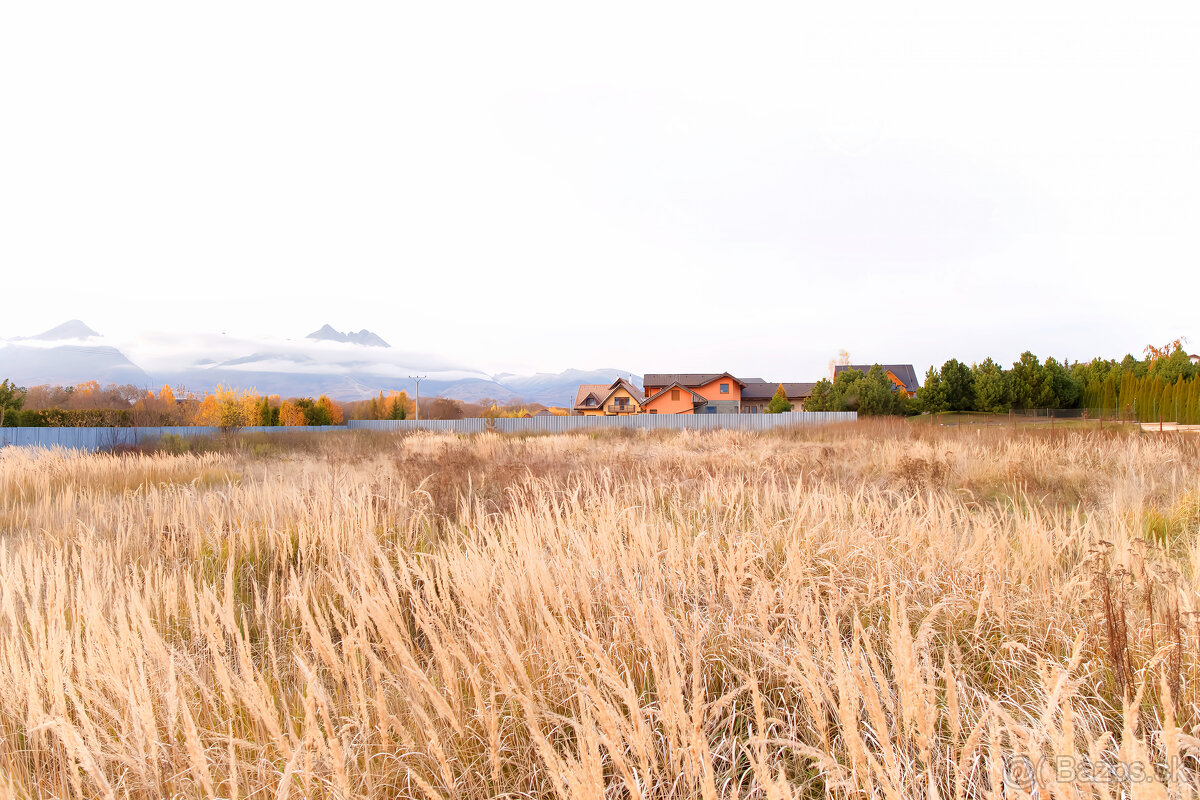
[190,385,264,430]
[345,390,411,421]
[315,395,344,425]
[278,400,306,427]
[6,379,350,428]
[130,386,185,426]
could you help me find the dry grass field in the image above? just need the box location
[1,423,1198,799]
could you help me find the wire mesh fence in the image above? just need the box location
[923,408,1198,428]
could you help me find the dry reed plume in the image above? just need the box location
[1,423,1199,798]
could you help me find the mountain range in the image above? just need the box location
[0,321,636,407]
[306,324,391,348]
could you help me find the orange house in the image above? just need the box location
[642,373,745,414]
[641,383,708,415]
[572,371,844,416]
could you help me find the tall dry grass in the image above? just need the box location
[0,423,1198,798]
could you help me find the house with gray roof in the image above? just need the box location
[740,382,819,413]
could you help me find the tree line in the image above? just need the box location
[4,343,1195,425]
[0,381,558,427]
[342,393,554,421]
[0,382,349,428]
[805,342,1199,419]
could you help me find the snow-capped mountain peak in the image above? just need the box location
[305,325,390,348]
[24,319,100,341]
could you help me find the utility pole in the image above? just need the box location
[408,375,426,421]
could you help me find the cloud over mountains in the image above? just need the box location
[0,321,632,406]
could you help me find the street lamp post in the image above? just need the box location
[408,375,426,421]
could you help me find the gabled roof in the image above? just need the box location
[574,379,645,411]
[833,364,920,393]
[643,382,708,406]
[599,378,645,406]
[573,384,610,410]
[741,381,818,400]
[642,372,747,389]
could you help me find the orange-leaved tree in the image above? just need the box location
[192,385,260,430]
[315,395,344,425]
[1145,337,1187,363]
[278,400,306,427]
[192,394,220,426]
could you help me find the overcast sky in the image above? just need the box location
[2,3,1196,379]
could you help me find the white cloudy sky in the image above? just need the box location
[1,3,1196,379]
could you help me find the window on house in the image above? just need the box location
[705,405,716,413]
[720,383,729,394]
[649,409,657,414]
[671,389,680,401]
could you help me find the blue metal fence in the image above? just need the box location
[0,426,345,452]
[0,412,856,452]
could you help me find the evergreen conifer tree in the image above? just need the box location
[766,384,793,413]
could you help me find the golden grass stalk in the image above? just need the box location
[0,425,1196,798]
